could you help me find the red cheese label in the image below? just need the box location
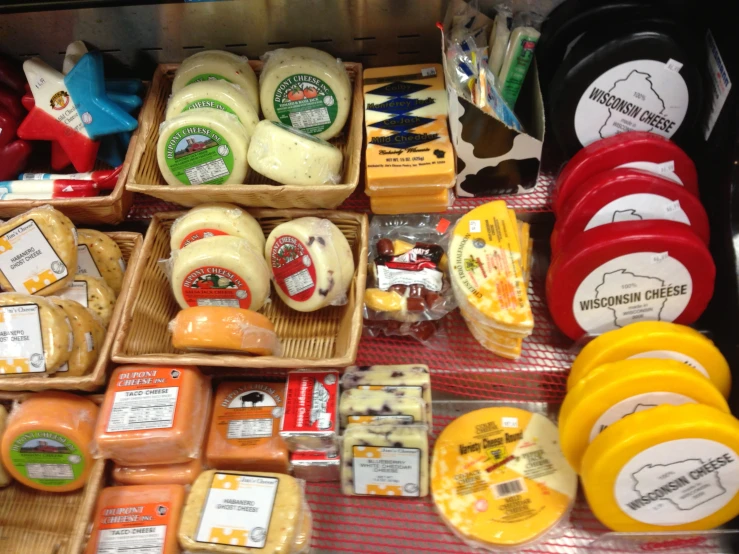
[291,450,339,462]
[281,371,339,434]
[180,228,228,249]
[94,501,172,552]
[270,235,317,302]
[181,265,252,309]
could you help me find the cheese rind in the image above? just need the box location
[112,458,203,486]
[49,298,105,376]
[169,203,265,252]
[76,229,125,295]
[339,389,426,427]
[247,120,343,186]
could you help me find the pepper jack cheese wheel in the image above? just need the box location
[157,108,250,186]
[166,80,260,137]
[0,293,72,374]
[169,203,265,252]
[76,229,125,295]
[112,457,203,486]
[247,121,343,186]
[171,236,271,311]
[1,392,98,492]
[265,217,354,312]
[172,50,259,111]
[50,298,105,377]
[60,274,117,327]
[0,206,77,296]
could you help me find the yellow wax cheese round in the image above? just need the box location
[581,404,739,532]
[432,407,577,550]
[559,359,729,473]
[569,321,731,398]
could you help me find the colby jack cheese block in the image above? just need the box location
[280,370,340,452]
[169,203,265,252]
[76,229,125,295]
[0,206,77,296]
[50,298,105,377]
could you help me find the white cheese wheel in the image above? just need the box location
[265,217,355,312]
[247,120,342,186]
[172,50,259,112]
[170,203,265,252]
[171,235,271,311]
[157,108,250,186]
[165,80,259,137]
[260,47,351,140]
[265,47,351,93]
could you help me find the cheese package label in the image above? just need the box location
[0,304,45,373]
[106,371,181,433]
[196,473,278,548]
[8,429,85,487]
[76,244,102,278]
[94,501,171,553]
[59,280,88,307]
[353,446,421,496]
[281,371,339,438]
[163,124,235,185]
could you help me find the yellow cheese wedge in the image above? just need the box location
[582,404,739,532]
[569,322,731,398]
[559,359,729,473]
[432,407,577,549]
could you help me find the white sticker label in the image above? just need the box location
[651,252,669,264]
[574,60,689,147]
[57,363,69,373]
[85,331,94,353]
[704,31,732,139]
[665,59,683,73]
[502,417,519,428]
[353,446,421,496]
[59,280,88,307]
[76,245,102,278]
[584,194,690,231]
[421,67,437,77]
[196,473,278,548]
[227,419,273,439]
[26,463,73,480]
[0,304,45,374]
[0,220,68,294]
[615,439,739,525]
[469,220,481,233]
[106,387,179,432]
[376,265,443,292]
[573,252,692,335]
[118,257,127,273]
[97,525,166,554]
[628,350,709,378]
[589,392,696,442]
[616,161,683,185]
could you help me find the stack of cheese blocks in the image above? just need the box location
[363,64,456,214]
[450,200,534,359]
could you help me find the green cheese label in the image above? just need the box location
[272,74,338,135]
[187,73,232,86]
[9,430,85,487]
[182,99,238,120]
[164,124,234,185]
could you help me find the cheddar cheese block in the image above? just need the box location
[370,189,453,214]
[112,457,203,486]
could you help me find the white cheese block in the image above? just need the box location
[165,80,259,137]
[171,235,271,311]
[247,120,342,186]
[157,108,250,186]
[265,217,354,312]
[172,50,259,112]
[169,203,265,252]
[260,47,352,140]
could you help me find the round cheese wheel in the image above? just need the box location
[581,404,739,532]
[265,47,351,95]
[165,80,260,137]
[1,392,98,492]
[559,359,729,473]
[172,50,259,111]
[171,235,271,311]
[265,217,354,312]
[169,203,265,252]
[77,229,125,295]
[157,108,250,186]
[432,407,577,549]
[70,274,117,328]
[569,321,731,397]
[260,47,351,139]
[247,120,342,186]
[50,298,105,376]
[0,405,10,487]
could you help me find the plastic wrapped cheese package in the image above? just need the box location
[247,120,342,187]
[93,366,211,465]
[112,457,204,486]
[169,203,265,252]
[170,306,281,356]
[50,297,105,376]
[280,370,340,452]
[339,388,427,427]
[290,450,340,482]
[76,229,126,295]
[58,274,117,327]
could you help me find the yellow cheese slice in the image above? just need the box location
[581,404,739,532]
[569,321,731,398]
[432,407,576,549]
[559,359,729,473]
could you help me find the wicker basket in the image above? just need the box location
[125,62,363,209]
[0,232,144,392]
[112,209,368,368]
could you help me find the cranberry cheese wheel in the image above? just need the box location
[546,220,714,340]
[554,132,698,214]
[551,168,709,254]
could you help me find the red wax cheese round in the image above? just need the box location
[554,132,698,214]
[546,221,715,340]
[551,168,709,254]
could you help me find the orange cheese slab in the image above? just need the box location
[369,189,453,215]
[0,392,98,492]
[85,484,185,554]
[94,366,211,465]
[206,382,289,473]
[112,457,204,486]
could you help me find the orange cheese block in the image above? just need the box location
[0,392,98,492]
[112,457,204,486]
[370,189,453,214]
[85,484,185,554]
[93,366,211,465]
[171,306,280,356]
[206,382,290,474]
